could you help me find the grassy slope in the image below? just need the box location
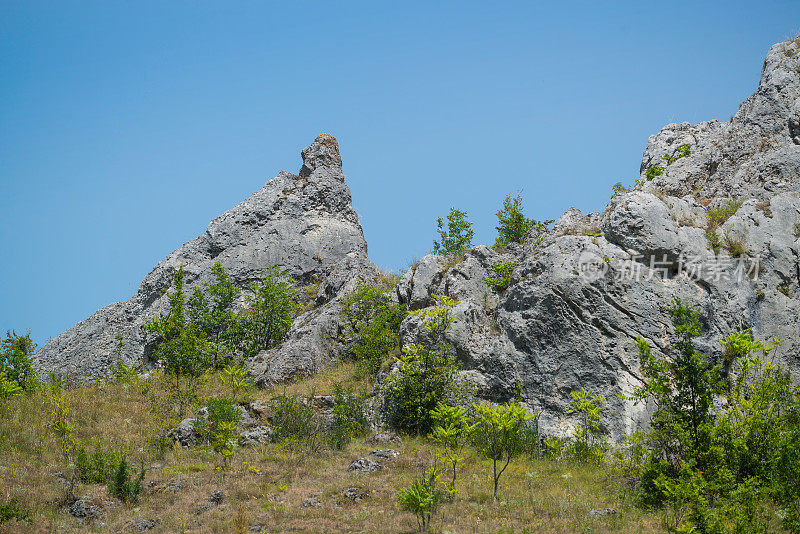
[0,365,665,533]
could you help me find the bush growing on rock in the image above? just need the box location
[383,297,470,434]
[235,267,299,360]
[187,261,241,368]
[432,207,474,256]
[493,192,551,248]
[482,261,517,293]
[340,283,407,376]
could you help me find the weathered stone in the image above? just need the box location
[369,449,400,459]
[347,458,382,473]
[366,432,401,444]
[34,134,377,384]
[238,425,275,446]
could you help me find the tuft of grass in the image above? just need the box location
[706,200,743,254]
[794,221,800,239]
[723,232,747,258]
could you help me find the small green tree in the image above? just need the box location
[470,402,532,500]
[1,330,36,390]
[569,387,606,462]
[430,403,472,498]
[432,207,474,256]
[108,457,145,502]
[145,266,209,415]
[494,192,551,248]
[383,296,470,434]
[235,267,299,359]
[188,262,241,367]
[482,261,517,293]
[397,465,444,533]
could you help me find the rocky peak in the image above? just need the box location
[300,133,344,179]
[34,134,375,382]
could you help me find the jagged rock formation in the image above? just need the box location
[34,134,379,382]
[398,38,800,441]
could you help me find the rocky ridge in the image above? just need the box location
[396,38,800,441]
[34,38,800,444]
[34,134,379,383]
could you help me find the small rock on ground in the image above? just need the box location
[347,458,382,473]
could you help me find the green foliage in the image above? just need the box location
[383,296,470,435]
[705,200,743,254]
[145,267,209,414]
[269,392,322,450]
[723,231,747,258]
[470,402,532,500]
[430,403,473,498]
[0,370,22,401]
[397,466,444,533]
[341,283,407,377]
[627,298,800,532]
[47,389,77,461]
[187,261,241,367]
[193,396,242,460]
[569,388,607,463]
[432,207,475,256]
[645,165,664,181]
[328,384,369,450]
[794,221,800,239]
[494,193,551,248]
[612,182,631,195]
[1,330,36,391]
[662,144,691,165]
[236,267,299,360]
[482,261,517,293]
[75,443,121,484]
[108,457,145,502]
[107,334,137,383]
[0,495,32,525]
[222,364,252,401]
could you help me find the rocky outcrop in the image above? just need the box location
[34,134,378,383]
[396,38,800,442]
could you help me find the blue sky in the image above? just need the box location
[1,1,798,346]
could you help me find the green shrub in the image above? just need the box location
[1,330,37,391]
[645,165,664,181]
[75,443,121,484]
[397,466,444,533]
[794,221,800,239]
[494,193,551,248]
[482,261,517,293]
[432,207,475,256]
[235,267,299,360]
[145,267,210,415]
[431,403,472,497]
[470,402,532,500]
[328,384,369,450]
[0,370,22,402]
[269,392,323,450]
[193,397,242,447]
[568,387,607,463]
[612,182,631,195]
[0,495,32,525]
[723,231,747,257]
[187,261,241,368]
[108,457,145,502]
[662,144,691,165]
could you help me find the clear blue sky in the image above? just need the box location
[1,1,798,346]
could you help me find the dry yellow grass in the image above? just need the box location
[0,369,666,533]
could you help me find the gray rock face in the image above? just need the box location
[34,134,377,383]
[396,39,800,442]
[238,425,276,446]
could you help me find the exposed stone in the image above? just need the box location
[127,517,161,531]
[391,39,800,443]
[168,418,199,447]
[347,458,383,473]
[588,508,617,518]
[238,425,276,446]
[34,134,377,384]
[366,432,401,444]
[208,489,224,505]
[369,449,400,459]
[69,496,112,519]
